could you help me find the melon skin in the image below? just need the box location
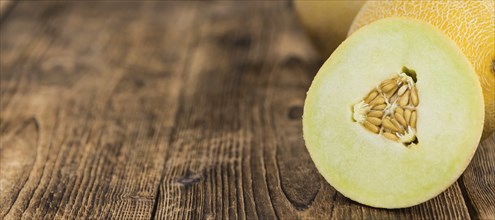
[294,1,365,58]
[349,0,495,139]
[303,18,484,208]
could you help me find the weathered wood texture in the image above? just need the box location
[1,2,494,219]
[0,0,14,19]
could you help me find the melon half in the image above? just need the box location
[303,18,484,208]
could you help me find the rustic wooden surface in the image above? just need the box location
[1,1,494,219]
[0,0,13,19]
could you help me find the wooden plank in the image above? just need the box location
[0,0,14,19]
[0,1,196,219]
[154,1,476,219]
[461,134,495,219]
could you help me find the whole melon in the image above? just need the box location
[349,1,495,139]
[294,1,366,58]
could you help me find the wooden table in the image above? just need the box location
[1,2,494,219]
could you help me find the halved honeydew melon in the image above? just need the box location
[303,18,484,208]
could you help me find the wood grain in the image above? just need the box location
[461,134,495,219]
[1,1,193,219]
[1,1,494,219]
[0,0,14,19]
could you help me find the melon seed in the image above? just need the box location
[364,121,380,133]
[385,85,399,98]
[398,84,407,96]
[411,110,417,128]
[411,87,419,106]
[383,132,399,141]
[353,72,419,145]
[404,109,412,124]
[382,118,398,131]
[368,111,383,118]
[382,82,398,93]
[399,90,410,106]
[364,90,379,104]
[370,96,385,106]
[373,104,387,110]
[391,118,404,133]
[367,117,382,126]
[395,113,407,127]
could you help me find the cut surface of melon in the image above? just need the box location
[303,18,484,208]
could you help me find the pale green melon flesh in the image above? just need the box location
[303,18,484,208]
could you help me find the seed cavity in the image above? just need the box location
[352,68,419,147]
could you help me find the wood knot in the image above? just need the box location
[232,36,251,48]
[283,55,305,68]
[288,106,303,120]
[134,79,144,88]
[218,32,251,49]
[176,172,202,187]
